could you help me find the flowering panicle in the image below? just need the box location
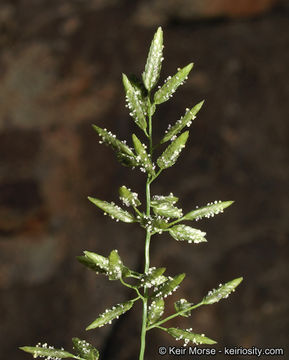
[20,26,243,360]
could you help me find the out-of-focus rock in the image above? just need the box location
[0,235,65,288]
[134,0,281,26]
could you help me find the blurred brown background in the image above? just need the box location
[0,0,288,359]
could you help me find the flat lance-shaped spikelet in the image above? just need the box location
[157,131,189,169]
[151,217,171,233]
[138,267,167,288]
[122,74,147,132]
[147,298,165,326]
[80,250,132,279]
[119,185,141,207]
[92,125,138,167]
[86,300,134,330]
[88,197,135,223]
[151,201,183,219]
[153,273,185,299]
[19,345,75,359]
[141,215,170,234]
[151,193,179,205]
[132,134,155,176]
[174,298,193,317]
[184,200,234,221]
[154,63,193,104]
[83,251,109,271]
[127,74,148,97]
[161,101,204,144]
[202,277,243,305]
[167,328,217,345]
[108,249,124,280]
[72,338,99,360]
[78,251,109,275]
[142,27,164,91]
[169,224,207,244]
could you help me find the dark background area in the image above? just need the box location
[0,1,288,359]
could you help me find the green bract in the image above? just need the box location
[20,27,243,360]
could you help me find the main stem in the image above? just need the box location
[139,181,151,360]
[139,98,153,360]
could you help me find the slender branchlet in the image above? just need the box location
[20,27,243,360]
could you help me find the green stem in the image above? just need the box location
[146,302,204,331]
[139,97,154,360]
[133,206,143,217]
[131,295,142,303]
[145,179,151,268]
[139,180,151,360]
[155,325,167,331]
[129,272,142,279]
[167,216,185,227]
[149,169,162,184]
[120,277,144,300]
[148,98,153,155]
